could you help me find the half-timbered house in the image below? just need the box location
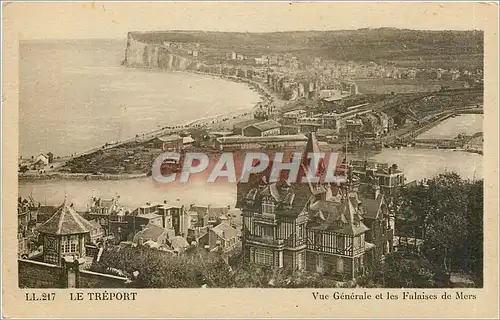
[238,132,396,280]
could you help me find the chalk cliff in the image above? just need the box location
[123,32,194,70]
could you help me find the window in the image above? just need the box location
[262,198,275,214]
[255,248,274,266]
[61,235,79,254]
[258,225,274,238]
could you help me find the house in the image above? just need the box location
[158,204,188,236]
[168,236,190,252]
[87,220,105,244]
[132,223,171,246]
[188,204,229,228]
[32,154,49,169]
[182,136,195,148]
[238,133,395,280]
[150,134,183,151]
[87,197,121,235]
[199,221,241,253]
[337,160,405,196]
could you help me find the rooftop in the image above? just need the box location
[217,134,307,144]
[246,120,281,132]
[212,223,239,240]
[133,223,168,243]
[37,199,94,235]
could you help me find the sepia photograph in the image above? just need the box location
[2,1,499,318]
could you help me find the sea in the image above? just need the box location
[18,39,483,211]
[20,39,261,158]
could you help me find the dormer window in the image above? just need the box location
[262,197,275,214]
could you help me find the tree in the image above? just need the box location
[394,172,483,285]
[91,246,232,288]
[377,251,442,288]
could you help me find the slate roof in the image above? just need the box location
[212,223,239,240]
[362,194,385,219]
[36,199,94,235]
[307,191,370,236]
[133,223,168,243]
[87,219,102,231]
[169,236,189,251]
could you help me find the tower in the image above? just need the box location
[36,199,93,266]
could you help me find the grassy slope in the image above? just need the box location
[129,28,484,69]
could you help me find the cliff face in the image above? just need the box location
[124,33,193,70]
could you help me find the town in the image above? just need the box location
[18,131,483,289]
[18,29,483,290]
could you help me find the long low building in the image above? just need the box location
[215,134,308,151]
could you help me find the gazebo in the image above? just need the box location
[36,198,94,266]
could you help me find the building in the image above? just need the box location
[316,128,338,143]
[238,133,396,280]
[298,117,323,134]
[132,223,171,247]
[169,236,190,252]
[150,134,183,151]
[188,204,229,228]
[199,221,241,253]
[233,119,261,135]
[345,119,364,142]
[243,120,281,137]
[281,109,307,125]
[183,136,195,148]
[255,57,267,65]
[18,198,38,258]
[36,199,95,266]
[87,196,121,236]
[337,160,405,196]
[322,112,342,132]
[215,134,308,151]
[158,204,189,237]
[32,154,50,170]
[87,220,105,245]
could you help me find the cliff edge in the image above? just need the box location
[123,32,194,70]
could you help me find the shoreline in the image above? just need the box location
[19,67,280,182]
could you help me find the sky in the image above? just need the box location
[3,2,494,40]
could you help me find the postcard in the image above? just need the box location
[2,1,499,318]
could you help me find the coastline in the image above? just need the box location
[19,67,280,182]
